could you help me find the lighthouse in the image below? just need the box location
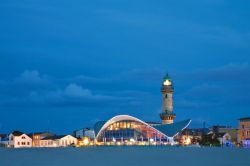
[160,73,176,124]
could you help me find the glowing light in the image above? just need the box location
[163,80,171,86]
[130,138,135,142]
[185,137,191,145]
[83,137,89,145]
[112,138,116,142]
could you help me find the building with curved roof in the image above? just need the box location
[93,74,191,145]
[94,115,191,145]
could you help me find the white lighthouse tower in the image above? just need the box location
[160,73,176,124]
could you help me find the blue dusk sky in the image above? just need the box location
[0,0,250,134]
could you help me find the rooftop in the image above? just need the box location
[0,134,7,138]
[12,131,24,136]
[239,117,250,121]
[163,73,171,80]
[41,135,66,140]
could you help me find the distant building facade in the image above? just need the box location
[40,135,77,147]
[6,131,32,148]
[238,117,250,147]
[178,128,210,145]
[29,132,55,147]
[211,125,237,143]
[74,128,95,139]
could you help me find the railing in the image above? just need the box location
[159,112,176,117]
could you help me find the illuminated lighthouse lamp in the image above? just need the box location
[163,79,172,86]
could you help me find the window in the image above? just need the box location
[22,136,25,139]
[242,125,245,129]
[17,142,20,145]
[27,142,30,145]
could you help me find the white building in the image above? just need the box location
[7,131,32,148]
[217,133,232,146]
[40,135,77,147]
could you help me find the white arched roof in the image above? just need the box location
[95,115,168,139]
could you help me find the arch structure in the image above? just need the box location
[94,115,191,144]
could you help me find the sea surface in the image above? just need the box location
[0,146,250,166]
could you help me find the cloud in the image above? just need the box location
[180,84,222,100]
[1,65,249,114]
[0,83,133,108]
[49,83,121,101]
[63,84,92,98]
[0,70,53,98]
[173,63,250,110]
[194,63,250,82]
[175,89,222,110]
[15,70,50,85]
[173,63,250,84]
[120,68,164,81]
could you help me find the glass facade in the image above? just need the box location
[97,120,168,144]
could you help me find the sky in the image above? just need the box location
[0,0,250,134]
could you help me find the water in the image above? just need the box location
[0,146,249,166]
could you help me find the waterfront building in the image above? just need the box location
[4,131,32,148]
[93,73,191,145]
[94,115,190,145]
[238,117,250,147]
[215,133,232,146]
[29,132,55,147]
[210,125,237,143]
[178,128,210,145]
[40,135,77,147]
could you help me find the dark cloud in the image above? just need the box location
[0,82,134,108]
[194,63,250,82]
[173,63,250,112]
[1,63,249,111]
